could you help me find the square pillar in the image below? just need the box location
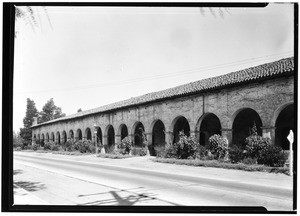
[261,126,276,144]
[165,131,173,146]
[115,134,122,145]
[221,128,233,146]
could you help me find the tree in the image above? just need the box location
[13,130,24,148]
[15,6,53,36]
[39,98,65,123]
[19,98,38,146]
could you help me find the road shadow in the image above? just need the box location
[14,168,46,192]
[78,187,180,206]
[14,181,46,192]
[13,169,23,175]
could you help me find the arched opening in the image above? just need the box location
[46,133,49,142]
[41,134,45,146]
[62,131,67,144]
[151,120,165,156]
[85,128,92,140]
[199,113,221,147]
[51,132,55,142]
[56,132,60,144]
[133,122,145,147]
[232,108,262,147]
[96,127,102,145]
[37,134,40,144]
[76,129,82,141]
[275,104,294,150]
[107,125,115,151]
[120,124,128,140]
[173,116,190,144]
[69,130,74,139]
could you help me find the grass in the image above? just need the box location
[151,158,290,175]
[96,153,133,159]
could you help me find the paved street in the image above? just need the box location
[14,151,293,210]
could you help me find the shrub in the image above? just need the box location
[74,140,95,153]
[241,157,257,165]
[208,134,228,159]
[164,131,199,159]
[193,145,206,160]
[15,147,22,151]
[63,139,76,152]
[105,144,116,154]
[154,145,167,158]
[32,143,40,151]
[229,145,246,163]
[257,144,287,167]
[131,147,148,156]
[245,122,271,159]
[117,136,133,155]
[51,144,62,151]
[164,143,179,158]
[44,141,56,151]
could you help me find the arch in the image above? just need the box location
[51,132,55,142]
[275,103,294,150]
[85,127,92,140]
[46,133,49,142]
[56,131,61,144]
[69,130,74,139]
[197,113,221,147]
[41,134,45,146]
[106,125,115,151]
[172,116,190,144]
[132,122,145,147]
[76,129,82,140]
[150,119,166,156]
[118,124,128,141]
[37,134,40,144]
[232,108,262,147]
[33,134,37,143]
[62,131,67,144]
[95,127,102,145]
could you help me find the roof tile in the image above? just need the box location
[33,57,294,127]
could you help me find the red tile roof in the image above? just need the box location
[32,57,294,127]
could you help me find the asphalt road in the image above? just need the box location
[14,152,293,210]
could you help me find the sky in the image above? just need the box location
[13,3,294,132]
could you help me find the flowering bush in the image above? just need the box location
[74,140,95,153]
[164,131,198,159]
[257,144,287,167]
[117,136,133,155]
[245,123,286,167]
[208,134,228,159]
[44,141,56,151]
[63,139,76,152]
[245,123,271,159]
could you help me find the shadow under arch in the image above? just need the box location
[273,102,294,150]
[231,107,262,147]
[171,115,190,144]
[149,119,166,156]
[196,112,221,147]
[131,121,145,147]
